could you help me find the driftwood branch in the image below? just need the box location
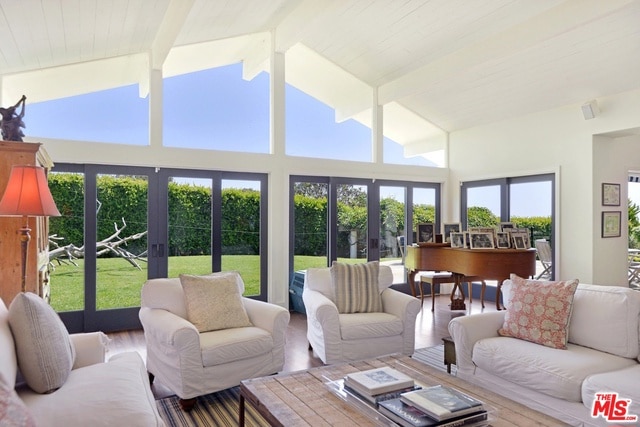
[49,218,148,271]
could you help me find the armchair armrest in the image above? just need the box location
[242,298,290,346]
[448,311,506,371]
[381,288,421,355]
[302,288,341,359]
[70,332,110,369]
[138,307,201,356]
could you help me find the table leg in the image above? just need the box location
[239,393,245,427]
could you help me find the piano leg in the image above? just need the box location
[450,273,466,310]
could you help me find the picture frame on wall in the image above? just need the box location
[417,223,434,243]
[442,223,461,243]
[602,183,620,206]
[602,211,621,238]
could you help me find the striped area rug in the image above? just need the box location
[411,344,454,374]
[156,386,269,427]
[156,346,446,426]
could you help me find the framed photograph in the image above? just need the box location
[442,223,461,243]
[469,232,495,249]
[500,222,515,232]
[511,231,529,249]
[495,232,511,248]
[511,227,531,248]
[602,211,621,238]
[602,183,620,206]
[417,223,434,243]
[450,232,466,248]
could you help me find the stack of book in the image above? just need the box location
[342,367,419,406]
[378,385,488,427]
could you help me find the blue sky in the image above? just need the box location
[25,63,429,167]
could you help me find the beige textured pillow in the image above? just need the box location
[8,292,75,393]
[331,261,383,314]
[180,273,252,332]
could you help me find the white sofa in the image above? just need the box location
[303,264,421,364]
[0,296,164,427]
[448,281,640,427]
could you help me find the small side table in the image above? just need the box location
[442,336,456,374]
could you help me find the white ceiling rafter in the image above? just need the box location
[378,0,636,122]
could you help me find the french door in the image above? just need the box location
[290,176,439,289]
[50,164,267,332]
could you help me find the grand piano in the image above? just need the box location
[406,244,536,310]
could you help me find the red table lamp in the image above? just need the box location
[0,165,60,292]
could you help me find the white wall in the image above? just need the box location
[447,89,640,285]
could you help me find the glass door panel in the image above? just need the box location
[510,181,552,240]
[337,184,368,263]
[48,171,85,312]
[293,181,328,271]
[412,188,436,243]
[95,174,148,310]
[380,186,406,284]
[221,179,261,296]
[167,177,212,277]
[466,185,501,228]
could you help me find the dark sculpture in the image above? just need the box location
[0,95,27,141]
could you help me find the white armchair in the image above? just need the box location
[303,264,420,364]
[139,275,290,410]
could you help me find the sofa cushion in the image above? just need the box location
[0,374,35,427]
[569,284,640,359]
[473,336,638,402]
[8,293,75,394]
[18,352,163,427]
[498,274,578,349]
[305,265,393,302]
[338,312,403,340]
[331,261,383,314]
[180,273,252,332]
[200,327,273,366]
[582,364,640,419]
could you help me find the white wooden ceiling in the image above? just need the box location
[0,0,639,133]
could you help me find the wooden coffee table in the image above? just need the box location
[239,354,562,426]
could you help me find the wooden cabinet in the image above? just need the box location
[0,141,54,305]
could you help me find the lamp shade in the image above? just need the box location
[0,165,60,217]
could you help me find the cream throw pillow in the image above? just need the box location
[180,273,252,332]
[331,261,383,314]
[498,274,578,349]
[8,292,75,394]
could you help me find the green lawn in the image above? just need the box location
[49,255,379,313]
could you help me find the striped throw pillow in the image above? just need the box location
[331,261,383,314]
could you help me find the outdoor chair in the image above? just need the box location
[534,239,553,279]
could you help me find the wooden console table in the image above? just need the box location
[406,244,536,310]
[239,354,562,426]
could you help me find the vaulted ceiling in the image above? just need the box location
[1,0,639,137]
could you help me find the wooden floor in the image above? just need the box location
[107,294,496,400]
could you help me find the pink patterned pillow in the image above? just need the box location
[498,274,579,349]
[0,376,35,427]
